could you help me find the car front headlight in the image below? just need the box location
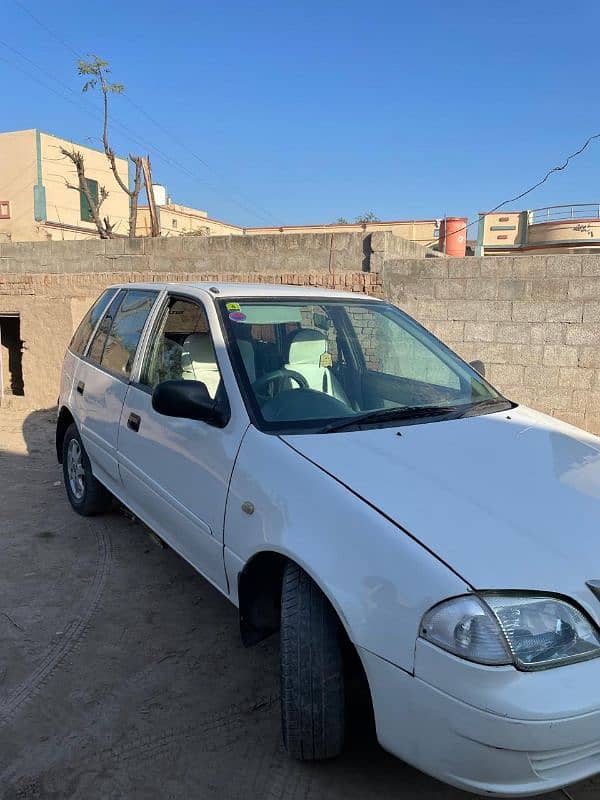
[420,594,600,670]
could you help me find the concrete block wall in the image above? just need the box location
[383,253,600,433]
[0,230,426,276]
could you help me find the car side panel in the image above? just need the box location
[70,358,128,488]
[224,425,468,672]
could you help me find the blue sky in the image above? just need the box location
[2,0,599,232]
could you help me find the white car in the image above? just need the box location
[57,282,600,797]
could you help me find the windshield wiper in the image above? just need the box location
[455,398,515,419]
[320,405,461,433]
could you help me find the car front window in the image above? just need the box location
[220,298,509,433]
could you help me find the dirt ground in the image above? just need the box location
[0,407,595,800]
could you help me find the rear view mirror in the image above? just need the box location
[152,380,229,427]
[469,359,486,377]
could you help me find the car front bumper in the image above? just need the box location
[360,641,600,797]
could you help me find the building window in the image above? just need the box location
[0,201,10,219]
[80,179,99,222]
[172,219,178,228]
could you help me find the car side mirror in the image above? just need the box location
[152,380,229,427]
[469,359,486,377]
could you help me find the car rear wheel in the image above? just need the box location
[62,423,112,516]
[280,561,345,760]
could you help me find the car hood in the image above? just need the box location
[282,406,600,610]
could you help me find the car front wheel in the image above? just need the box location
[62,423,112,516]
[280,560,345,760]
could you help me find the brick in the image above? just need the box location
[565,324,600,345]
[546,255,582,277]
[579,348,600,368]
[480,257,514,277]
[448,300,480,320]
[512,256,547,278]
[543,345,579,367]
[494,322,531,344]
[415,300,448,320]
[529,279,569,300]
[524,366,560,387]
[581,256,600,276]
[530,322,566,343]
[583,302,600,323]
[568,278,600,299]
[545,302,582,323]
[512,301,547,322]
[497,280,529,300]
[428,320,464,341]
[559,367,594,389]
[475,301,512,321]
[434,279,467,300]
[488,364,524,386]
[464,321,495,342]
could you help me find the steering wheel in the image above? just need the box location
[252,368,309,398]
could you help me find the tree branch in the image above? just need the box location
[60,147,113,239]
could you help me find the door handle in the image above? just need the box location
[76,381,85,395]
[127,413,141,433]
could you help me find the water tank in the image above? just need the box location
[438,217,466,256]
[152,184,167,206]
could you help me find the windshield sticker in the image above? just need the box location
[229,311,247,322]
[226,302,241,311]
[319,352,333,368]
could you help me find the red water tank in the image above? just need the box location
[438,217,467,257]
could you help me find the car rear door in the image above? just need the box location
[116,292,249,594]
[71,288,159,492]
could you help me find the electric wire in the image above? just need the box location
[6,4,280,225]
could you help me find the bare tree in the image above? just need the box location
[78,56,144,237]
[60,147,114,238]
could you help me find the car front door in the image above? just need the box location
[72,288,159,492]
[116,292,248,594]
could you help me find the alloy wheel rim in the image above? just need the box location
[67,438,85,500]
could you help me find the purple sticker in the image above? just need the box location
[229,311,247,322]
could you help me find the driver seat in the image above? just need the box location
[285,329,348,403]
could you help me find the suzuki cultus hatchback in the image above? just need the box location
[57,283,600,796]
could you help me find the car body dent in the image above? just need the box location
[224,424,469,672]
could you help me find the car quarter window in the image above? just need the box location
[69,288,117,356]
[140,296,223,399]
[87,289,157,379]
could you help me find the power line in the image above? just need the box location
[427,130,600,249]
[10,0,280,225]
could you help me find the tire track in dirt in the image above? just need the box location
[0,521,112,726]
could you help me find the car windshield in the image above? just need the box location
[219,298,510,433]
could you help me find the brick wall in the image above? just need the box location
[382,253,600,434]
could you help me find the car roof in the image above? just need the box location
[107,281,383,301]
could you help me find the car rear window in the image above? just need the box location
[69,289,117,356]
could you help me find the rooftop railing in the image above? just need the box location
[530,204,600,224]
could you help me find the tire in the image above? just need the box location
[62,423,112,516]
[280,561,345,760]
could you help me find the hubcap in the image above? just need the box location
[67,438,85,500]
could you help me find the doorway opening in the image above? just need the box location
[0,315,25,398]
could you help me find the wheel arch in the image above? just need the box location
[56,406,76,463]
[237,547,353,647]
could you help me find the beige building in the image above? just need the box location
[477,205,600,255]
[137,198,447,248]
[0,129,130,242]
[136,201,241,237]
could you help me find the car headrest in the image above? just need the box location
[288,329,327,366]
